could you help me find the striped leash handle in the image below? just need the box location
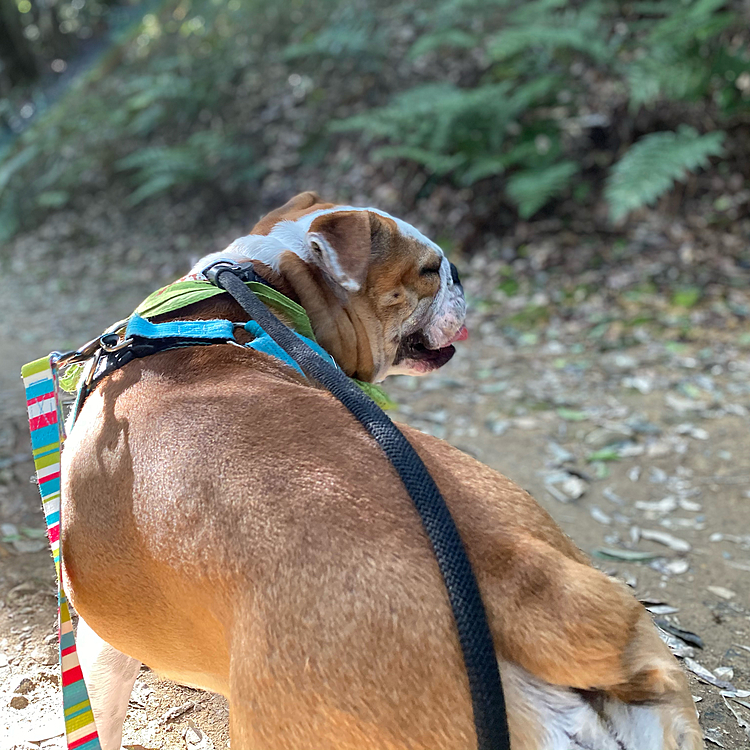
[22,356,102,750]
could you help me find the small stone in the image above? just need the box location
[714,666,734,680]
[14,677,35,694]
[603,487,625,505]
[547,441,575,465]
[31,646,57,666]
[641,529,691,552]
[665,559,690,575]
[612,354,637,369]
[635,497,678,514]
[584,426,633,449]
[545,472,587,502]
[707,586,736,600]
[590,506,612,525]
[184,722,214,750]
[185,727,202,744]
[1,522,18,537]
[665,393,708,413]
[678,498,702,512]
[674,424,709,440]
[646,440,672,458]
[130,679,153,708]
[7,581,36,601]
[10,694,29,709]
[623,375,653,394]
[488,419,509,436]
[12,539,47,554]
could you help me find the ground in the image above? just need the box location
[1,210,749,749]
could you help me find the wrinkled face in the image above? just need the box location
[196,192,467,382]
[365,224,467,378]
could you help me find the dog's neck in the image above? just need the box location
[270,252,378,381]
[187,256,380,381]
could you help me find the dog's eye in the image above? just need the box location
[419,265,441,277]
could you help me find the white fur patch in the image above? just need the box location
[191,206,447,279]
[503,662,673,750]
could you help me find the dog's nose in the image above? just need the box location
[449,262,462,287]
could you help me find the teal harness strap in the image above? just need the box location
[123,313,338,380]
[243,321,337,377]
[125,315,235,341]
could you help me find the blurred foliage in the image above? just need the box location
[0,0,749,242]
[337,0,749,220]
[605,126,725,222]
[0,0,122,88]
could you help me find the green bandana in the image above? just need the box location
[63,279,396,409]
[135,280,317,342]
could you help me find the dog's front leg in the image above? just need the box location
[76,617,141,750]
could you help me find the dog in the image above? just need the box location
[61,192,703,749]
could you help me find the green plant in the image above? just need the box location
[115,131,264,206]
[1,0,748,241]
[333,0,748,220]
[605,126,725,221]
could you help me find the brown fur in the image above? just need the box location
[61,195,701,749]
[248,197,443,381]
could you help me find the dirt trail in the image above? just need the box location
[1,235,749,749]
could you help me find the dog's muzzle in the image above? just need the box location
[393,259,467,375]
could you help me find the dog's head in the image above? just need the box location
[194,191,467,382]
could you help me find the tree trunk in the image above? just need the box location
[0,0,40,85]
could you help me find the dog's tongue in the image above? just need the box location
[448,325,469,344]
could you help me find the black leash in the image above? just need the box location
[206,262,511,750]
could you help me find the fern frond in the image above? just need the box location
[489,3,609,63]
[506,160,578,218]
[373,146,467,175]
[409,29,478,59]
[332,82,517,157]
[605,126,724,222]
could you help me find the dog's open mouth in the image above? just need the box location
[394,326,468,374]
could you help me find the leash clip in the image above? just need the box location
[203,260,245,286]
[100,332,134,353]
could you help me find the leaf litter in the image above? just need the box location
[3,181,750,746]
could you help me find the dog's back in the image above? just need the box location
[62,343,702,749]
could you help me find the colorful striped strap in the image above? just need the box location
[22,356,102,750]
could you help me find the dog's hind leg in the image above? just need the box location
[483,540,703,749]
[76,617,141,750]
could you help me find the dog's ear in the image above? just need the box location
[251,191,330,235]
[306,210,374,293]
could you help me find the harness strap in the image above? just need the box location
[208,263,511,750]
[125,314,235,341]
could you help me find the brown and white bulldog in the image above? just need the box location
[189,192,468,381]
[61,192,702,750]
